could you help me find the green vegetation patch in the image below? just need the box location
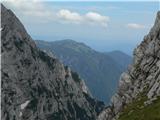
[119,96,160,120]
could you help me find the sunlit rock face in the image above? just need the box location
[98,11,160,120]
[1,4,105,120]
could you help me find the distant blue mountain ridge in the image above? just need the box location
[35,39,132,103]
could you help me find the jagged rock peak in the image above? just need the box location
[98,11,160,120]
[1,4,104,120]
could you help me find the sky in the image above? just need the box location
[2,0,160,55]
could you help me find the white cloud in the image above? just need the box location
[85,12,109,27]
[3,0,44,13]
[2,0,55,23]
[57,9,109,27]
[126,23,145,29]
[57,9,83,24]
[2,0,110,27]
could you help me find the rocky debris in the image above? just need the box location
[98,11,160,120]
[97,107,114,120]
[144,97,157,106]
[1,4,105,120]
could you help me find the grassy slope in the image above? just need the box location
[118,95,160,120]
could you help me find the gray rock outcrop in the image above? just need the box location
[1,4,104,120]
[98,11,160,120]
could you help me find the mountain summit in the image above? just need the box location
[1,4,104,120]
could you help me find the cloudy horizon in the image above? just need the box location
[2,0,159,55]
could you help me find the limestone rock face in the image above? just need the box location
[98,11,160,120]
[1,4,104,120]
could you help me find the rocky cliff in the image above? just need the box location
[98,11,160,120]
[1,4,104,120]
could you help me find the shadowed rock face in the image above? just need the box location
[98,11,160,120]
[1,4,104,120]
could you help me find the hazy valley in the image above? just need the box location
[1,2,160,120]
[35,39,131,103]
